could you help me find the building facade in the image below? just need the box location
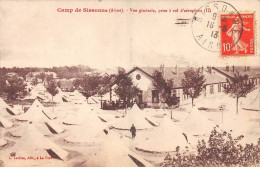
[103,65,260,108]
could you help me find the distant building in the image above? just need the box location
[57,78,75,92]
[6,72,18,77]
[213,66,260,86]
[103,65,260,108]
[83,68,119,77]
[5,72,24,80]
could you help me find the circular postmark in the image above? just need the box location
[191,1,243,52]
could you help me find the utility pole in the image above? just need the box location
[219,104,226,124]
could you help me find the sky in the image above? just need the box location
[0,0,259,70]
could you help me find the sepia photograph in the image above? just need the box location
[0,0,259,167]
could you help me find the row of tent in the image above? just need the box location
[0,97,153,167]
[24,83,87,104]
[1,94,258,166]
[108,103,259,152]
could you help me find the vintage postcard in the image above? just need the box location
[0,0,259,167]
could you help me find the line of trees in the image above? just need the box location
[0,65,93,80]
[1,65,256,113]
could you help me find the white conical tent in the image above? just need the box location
[85,131,152,167]
[64,122,107,143]
[62,103,94,125]
[0,127,7,147]
[180,109,217,136]
[111,104,154,130]
[0,97,19,116]
[0,138,7,147]
[16,99,49,122]
[0,116,13,128]
[63,102,107,143]
[44,120,64,134]
[24,84,48,101]
[0,98,12,117]
[64,111,107,143]
[6,106,21,116]
[68,90,86,103]
[51,87,69,103]
[2,123,68,166]
[73,90,86,100]
[0,97,9,109]
[16,99,63,135]
[42,108,57,120]
[136,118,195,152]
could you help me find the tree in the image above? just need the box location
[160,127,260,167]
[181,68,206,107]
[5,76,26,99]
[223,72,255,114]
[0,75,7,95]
[45,74,54,84]
[153,70,169,101]
[37,72,46,82]
[114,74,140,108]
[82,74,102,96]
[31,77,38,86]
[73,78,82,89]
[153,70,179,118]
[47,80,58,109]
[57,81,61,88]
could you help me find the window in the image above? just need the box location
[184,94,187,100]
[218,84,221,92]
[152,90,159,103]
[136,74,141,80]
[210,85,214,94]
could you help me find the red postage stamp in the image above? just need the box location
[220,13,255,56]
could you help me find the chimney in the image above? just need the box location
[160,64,165,78]
[207,66,212,74]
[232,65,235,72]
[226,65,229,72]
[118,67,125,75]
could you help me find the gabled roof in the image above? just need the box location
[129,66,227,88]
[213,66,260,79]
[126,67,155,80]
[106,66,255,90]
[203,69,227,85]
